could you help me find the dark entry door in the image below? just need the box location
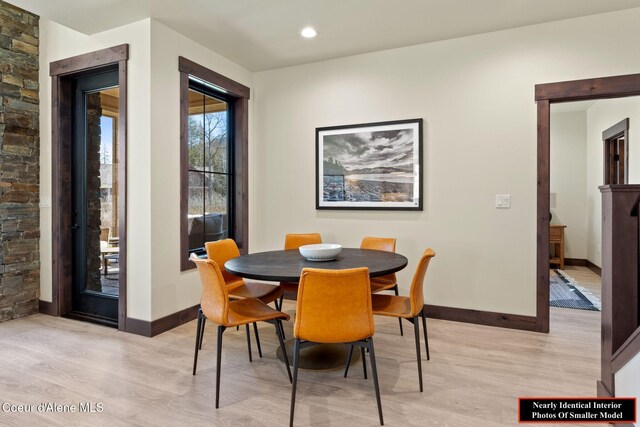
[70,69,120,325]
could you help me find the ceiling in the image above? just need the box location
[10,0,640,71]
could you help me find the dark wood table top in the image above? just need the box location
[224,248,408,282]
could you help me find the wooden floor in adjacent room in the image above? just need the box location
[0,294,603,427]
[558,265,602,300]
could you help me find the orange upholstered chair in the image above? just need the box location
[364,249,435,392]
[206,239,283,307]
[360,236,403,336]
[284,233,323,250]
[289,267,383,427]
[279,233,322,307]
[190,254,291,409]
[198,239,284,359]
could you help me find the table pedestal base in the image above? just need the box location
[276,340,361,371]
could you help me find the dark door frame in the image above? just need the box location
[71,69,120,322]
[49,44,129,331]
[603,118,630,185]
[535,73,640,333]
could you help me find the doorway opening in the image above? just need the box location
[535,73,640,333]
[50,45,128,330]
[537,73,640,399]
[548,100,617,327]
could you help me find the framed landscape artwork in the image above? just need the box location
[316,118,423,210]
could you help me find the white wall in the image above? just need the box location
[550,112,587,260]
[253,8,640,316]
[38,18,253,322]
[615,351,640,426]
[38,7,640,320]
[38,18,152,320]
[148,21,253,320]
[586,97,640,267]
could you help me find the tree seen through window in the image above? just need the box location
[187,87,232,252]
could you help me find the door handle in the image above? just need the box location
[70,224,79,230]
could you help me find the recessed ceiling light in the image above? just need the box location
[300,27,318,38]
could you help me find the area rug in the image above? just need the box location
[549,269,600,311]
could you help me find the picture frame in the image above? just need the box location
[316,118,423,210]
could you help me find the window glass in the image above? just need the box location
[187,86,231,253]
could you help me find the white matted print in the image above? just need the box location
[316,119,422,210]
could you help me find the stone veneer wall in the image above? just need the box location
[0,1,40,321]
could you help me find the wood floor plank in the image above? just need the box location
[0,295,605,426]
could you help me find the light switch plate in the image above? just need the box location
[40,196,51,208]
[496,194,511,209]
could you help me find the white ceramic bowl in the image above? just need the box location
[299,243,342,261]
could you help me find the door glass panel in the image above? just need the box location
[84,87,119,296]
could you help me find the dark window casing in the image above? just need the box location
[179,57,250,271]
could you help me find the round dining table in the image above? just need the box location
[225,248,408,371]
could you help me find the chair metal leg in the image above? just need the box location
[192,309,203,375]
[289,339,301,427]
[275,319,292,383]
[215,325,226,409]
[344,344,355,378]
[279,294,284,312]
[199,315,206,350]
[421,308,430,361]
[274,298,281,311]
[253,322,263,358]
[394,285,403,336]
[413,316,423,392]
[245,324,253,362]
[361,346,367,379]
[367,338,384,426]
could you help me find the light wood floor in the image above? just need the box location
[0,291,604,426]
[558,265,602,300]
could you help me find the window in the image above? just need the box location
[187,86,232,252]
[179,57,250,271]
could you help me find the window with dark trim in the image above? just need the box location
[179,57,250,271]
[186,84,233,253]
